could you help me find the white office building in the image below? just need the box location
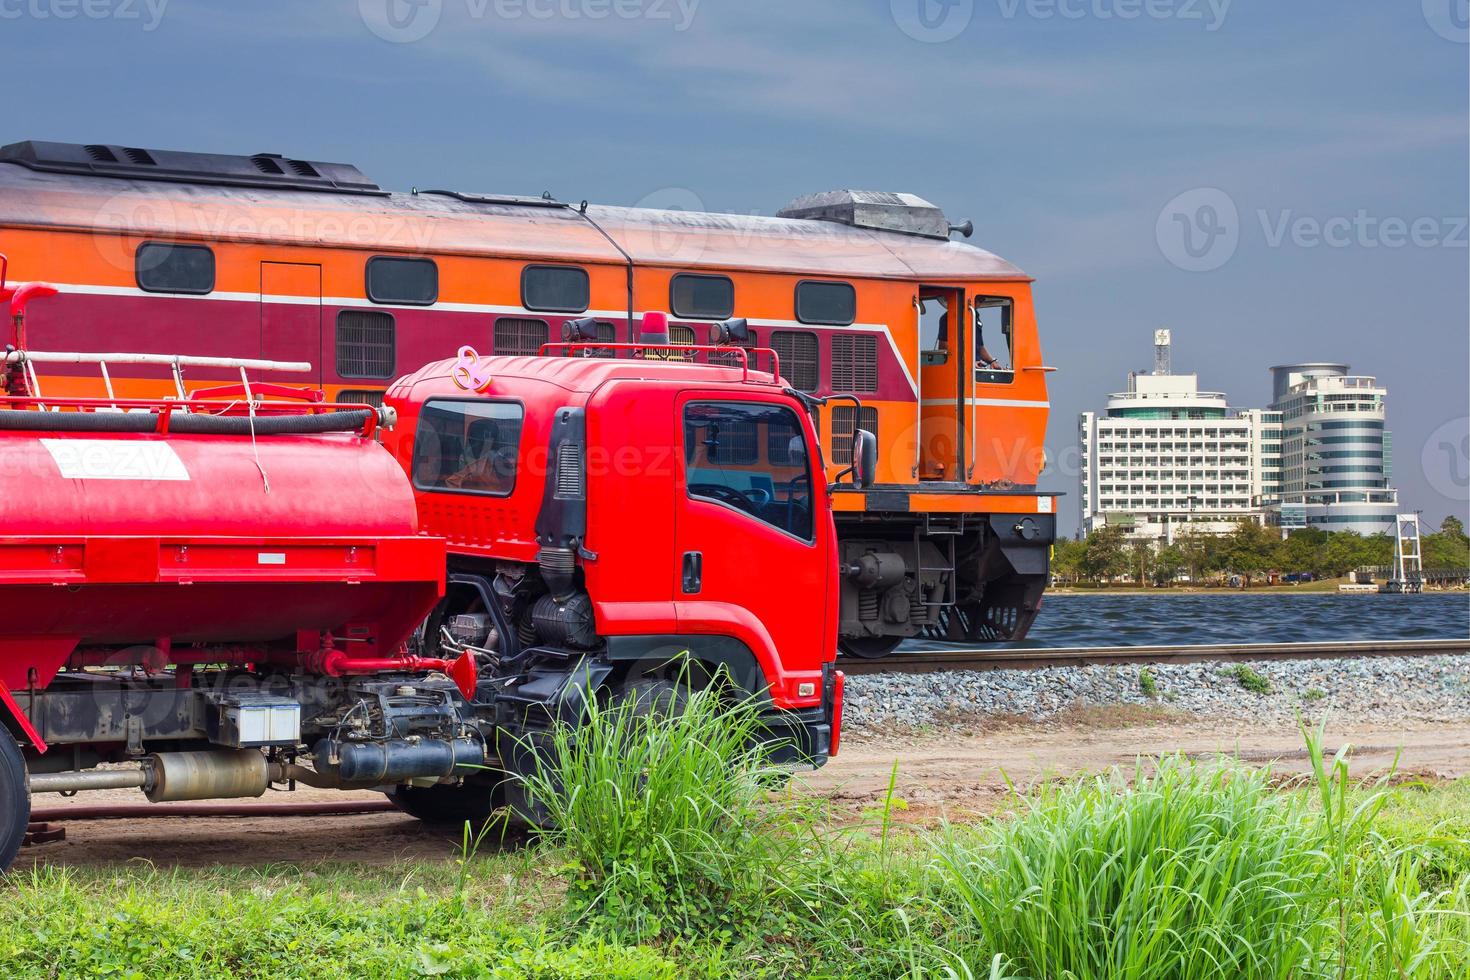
[1079,331,1275,543]
[1268,363,1398,535]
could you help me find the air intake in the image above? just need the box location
[0,141,385,196]
[777,190,953,240]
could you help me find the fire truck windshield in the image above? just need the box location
[412,399,524,496]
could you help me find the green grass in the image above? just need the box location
[3,720,1467,979]
[1137,667,1158,698]
[1226,663,1273,694]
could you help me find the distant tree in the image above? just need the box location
[1079,525,1128,585]
[1128,538,1155,586]
[1051,538,1086,584]
[1222,521,1276,586]
[1424,516,1470,571]
[1153,544,1185,586]
[1320,533,1368,578]
[1175,527,1220,584]
[1276,527,1329,575]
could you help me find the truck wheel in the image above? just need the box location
[387,773,502,827]
[0,725,31,871]
[614,678,690,719]
[838,636,903,659]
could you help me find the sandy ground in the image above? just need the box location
[18,717,1470,870]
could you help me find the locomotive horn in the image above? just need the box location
[711,317,751,346]
[562,317,601,342]
[948,220,974,239]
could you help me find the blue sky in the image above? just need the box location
[2,0,1466,533]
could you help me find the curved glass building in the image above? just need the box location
[1269,363,1398,535]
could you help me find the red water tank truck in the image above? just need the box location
[0,281,855,867]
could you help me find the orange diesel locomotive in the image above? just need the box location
[0,140,1056,657]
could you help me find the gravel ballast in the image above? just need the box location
[843,654,1470,735]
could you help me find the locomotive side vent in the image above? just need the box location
[830,406,879,465]
[831,334,878,393]
[0,140,386,196]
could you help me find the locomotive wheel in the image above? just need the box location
[387,773,503,828]
[0,725,31,871]
[838,636,904,659]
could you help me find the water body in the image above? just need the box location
[909,593,1470,650]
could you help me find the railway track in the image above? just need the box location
[844,638,1470,676]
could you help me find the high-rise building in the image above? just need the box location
[1268,363,1398,534]
[1078,331,1272,542]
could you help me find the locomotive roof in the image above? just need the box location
[0,161,1028,282]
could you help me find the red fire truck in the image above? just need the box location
[0,278,850,868]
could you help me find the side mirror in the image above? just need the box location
[851,428,878,490]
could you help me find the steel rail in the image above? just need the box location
[844,638,1470,676]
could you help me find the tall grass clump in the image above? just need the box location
[930,754,1330,977]
[926,725,1470,978]
[515,675,794,940]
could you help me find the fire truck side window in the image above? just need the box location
[411,399,524,497]
[684,401,813,542]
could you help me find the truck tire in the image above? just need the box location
[0,725,31,871]
[614,678,690,719]
[387,773,502,828]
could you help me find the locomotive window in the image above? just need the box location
[493,317,550,357]
[770,330,819,392]
[684,401,814,542]
[974,297,1015,381]
[831,333,878,393]
[135,242,215,295]
[366,256,438,306]
[335,310,396,379]
[412,399,524,498]
[795,280,856,326]
[522,265,590,313]
[669,274,734,319]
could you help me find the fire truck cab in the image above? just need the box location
[378,339,852,821]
